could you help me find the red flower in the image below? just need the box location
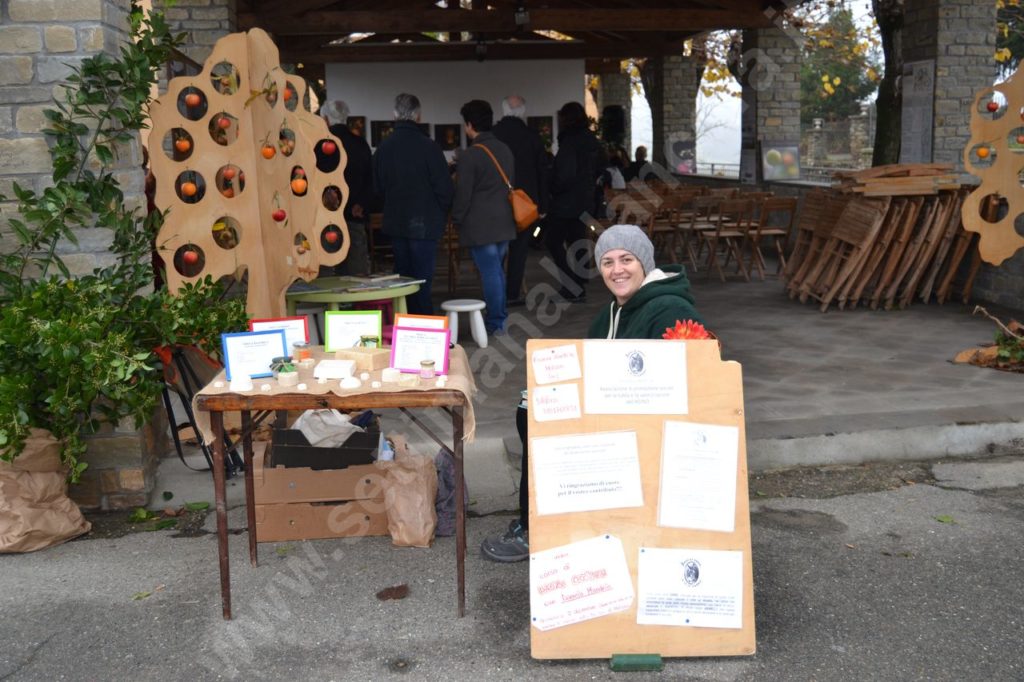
[662,319,712,340]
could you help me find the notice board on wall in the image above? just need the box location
[526,338,755,659]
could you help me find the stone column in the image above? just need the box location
[661,54,699,173]
[738,25,802,181]
[597,71,632,151]
[848,104,870,167]
[904,1,1019,308]
[805,118,827,167]
[904,0,997,167]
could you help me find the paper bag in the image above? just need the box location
[382,434,438,548]
[0,429,91,553]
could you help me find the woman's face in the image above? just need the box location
[599,248,645,306]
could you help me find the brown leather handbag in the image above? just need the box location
[476,144,539,231]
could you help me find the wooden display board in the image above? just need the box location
[149,29,350,318]
[526,338,755,660]
[961,63,1024,265]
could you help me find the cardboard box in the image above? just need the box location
[269,428,378,470]
[251,442,390,542]
[334,346,391,372]
[253,442,387,504]
[255,500,388,542]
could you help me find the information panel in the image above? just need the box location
[527,339,755,659]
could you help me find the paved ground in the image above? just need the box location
[2,456,1022,680]
[3,247,1024,680]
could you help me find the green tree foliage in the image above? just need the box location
[799,6,880,124]
[0,4,247,478]
[996,0,1024,79]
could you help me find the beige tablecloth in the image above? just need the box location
[191,345,478,445]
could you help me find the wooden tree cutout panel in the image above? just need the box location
[149,29,350,318]
[961,65,1024,266]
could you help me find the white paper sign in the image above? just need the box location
[658,421,739,532]
[389,326,451,374]
[583,340,688,414]
[324,310,381,352]
[531,384,581,422]
[249,316,309,351]
[221,330,287,380]
[637,547,744,629]
[531,430,643,515]
[530,535,634,631]
[531,344,582,385]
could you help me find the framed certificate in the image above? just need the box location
[248,316,309,351]
[324,310,382,352]
[221,330,287,380]
[393,313,448,330]
[389,326,451,374]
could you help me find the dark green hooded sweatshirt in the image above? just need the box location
[586,264,705,340]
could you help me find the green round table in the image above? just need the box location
[285,276,421,316]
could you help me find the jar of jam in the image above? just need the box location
[419,359,436,380]
[292,341,312,361]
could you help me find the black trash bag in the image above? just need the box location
[434,447,469,537]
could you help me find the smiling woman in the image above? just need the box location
[587,224,706,340]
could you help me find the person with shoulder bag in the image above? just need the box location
[493,95,549,306]
[451,99,518,335]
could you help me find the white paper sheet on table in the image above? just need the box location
[636,547,744,629]
[530,534,634,631]
[531,343,582,385]
[531,430,643,515]
[531,383,581,422]
[658,421,739,532]
[583,340,688,414]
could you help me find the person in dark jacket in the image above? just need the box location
[546,101,606,303]
[492,95,549,307]
[481,224,706,563]
[318,99,372,275]
[372,93,455,315]
[451,99,518,334]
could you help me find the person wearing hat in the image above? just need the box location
[481,224,707,562]
[589,223,704,339]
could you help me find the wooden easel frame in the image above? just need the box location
[526,339,755,660]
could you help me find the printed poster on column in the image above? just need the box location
[529,535,634,631]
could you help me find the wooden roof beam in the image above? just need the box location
[239,8,774,35]
[279,38,688,63]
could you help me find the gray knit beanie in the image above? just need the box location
[594,224,656,274]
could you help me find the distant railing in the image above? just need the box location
[685,161,839,185]
[692,161,740,178]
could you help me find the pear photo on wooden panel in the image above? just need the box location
[149,28,349,318]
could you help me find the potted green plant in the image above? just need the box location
[0,4,247,481]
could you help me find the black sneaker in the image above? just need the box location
[481,519,529,563]
[507,297,526,308]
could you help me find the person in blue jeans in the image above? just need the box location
[481,224,707,562]
[451,99,517,334]
[372,93,455,315]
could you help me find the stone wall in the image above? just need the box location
[904,0,1020,310]
[0,0,235,508]
[154,0,234,66]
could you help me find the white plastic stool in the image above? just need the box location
[441,299,488,349]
